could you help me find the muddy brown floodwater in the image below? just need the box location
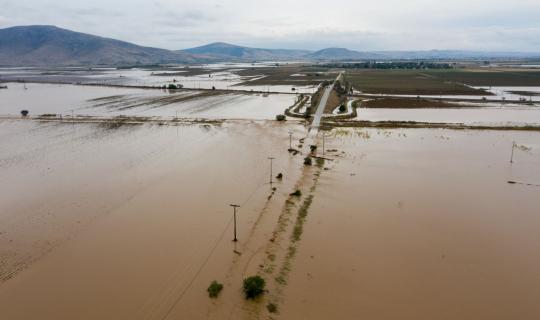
[0,120,308,319]
[1,119,540,320]
[280,128,540,320]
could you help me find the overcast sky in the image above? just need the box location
[1,0,539,52]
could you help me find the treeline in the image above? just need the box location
[325,62,452,69]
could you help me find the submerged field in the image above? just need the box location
[0,120,308,319]
[0,63,330,93]
[1,119,539,320]
[281,128,540,320]
[0,83,295,120]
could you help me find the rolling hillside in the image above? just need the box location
[0,25,197,66]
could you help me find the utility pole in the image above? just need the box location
[268,157,275,184]
[288,131,293,150]
[510,141,516,164]
[322,133,326,157]
[230,204,240,242]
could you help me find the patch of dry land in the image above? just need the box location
[1,117,540,319]
[361,97,469,108]
[345,68,540,96]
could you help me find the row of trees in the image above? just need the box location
[324,62,452,69]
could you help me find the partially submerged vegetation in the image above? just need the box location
[324,61,453,69]
[322,120,540,131]
[243,276,266,299]
[17,114,224,128]
[207,280,224,298]
[290,190,302,197]
[87,91,225,111]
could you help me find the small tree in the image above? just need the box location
[275,114,286,121]
[243,276,266,299]
[168,84,178,90]
[207,280,223,298]
[20,110,29,117]
[290,190,302,197]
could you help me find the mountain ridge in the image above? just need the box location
[1,25,540,66]
[0,25,197,66]
[181,42,311,60]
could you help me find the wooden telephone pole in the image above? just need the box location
[268,157,275,184]
[230,204,240,242]
[510,141,516,164]
[288,131,293,150]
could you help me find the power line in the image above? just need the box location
[159,215,233,320]
[159,179,268,320]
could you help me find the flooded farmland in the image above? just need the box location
[0,120,307,319]
[281,128,540,320]
[0,64,318,93]
[1,118,539,320]
[0,83,296,119]
[1,65,540,320]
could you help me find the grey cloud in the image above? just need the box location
[0,0,539,51]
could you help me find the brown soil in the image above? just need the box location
[345,69,492,96]
[362,98,477,108]
[506,91,540,96]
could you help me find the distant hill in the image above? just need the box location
[307,48,381,60]
[182,42,311,61]
[372,50,540,60]
[0,25,197,66]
